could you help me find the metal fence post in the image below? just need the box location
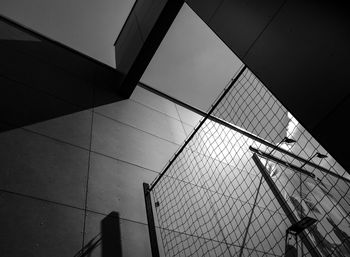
[144,183,160,257]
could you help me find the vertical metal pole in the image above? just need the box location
[285,232,288,256]
[252,153,322,257]
[143,183,160,257]
[295,233,298,257]
[299,169,304,257]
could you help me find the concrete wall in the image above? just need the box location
[0,84,202,256]
[0,17,205,256]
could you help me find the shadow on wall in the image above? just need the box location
[0,16,125,134]
[74,212,123,257]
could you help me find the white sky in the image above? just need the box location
[141,4,243,111]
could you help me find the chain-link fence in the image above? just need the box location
[148,66,350,257]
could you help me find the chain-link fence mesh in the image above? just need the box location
[150,67,350,257]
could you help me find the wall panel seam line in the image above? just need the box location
[129,97,198,128]
[15,123,178,172]
[0,187,155,225]
[174,104,190,137]
[10,126,91,151]
[156,225,281,256]
[81,110,95,248]
[129,98,180,121]
[1,118,167,174]
[0,188,156,227]
[93,111,183,146]
[242,0,288,59]
[157,225,242,249]
[4,122,183,179]
[156,172,285,216]
[207,0,225,24]
[0,188,85,212]
[3,115,181,166]
[89,150,161,174]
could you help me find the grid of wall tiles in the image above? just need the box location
[0,84,202,257]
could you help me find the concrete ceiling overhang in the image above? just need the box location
[116,0,350,173]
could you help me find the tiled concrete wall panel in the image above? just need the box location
[0,85,194,256]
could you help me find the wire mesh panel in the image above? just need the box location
[253,153,350,257]
[150,67,350,257]
[211,69,288,145]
